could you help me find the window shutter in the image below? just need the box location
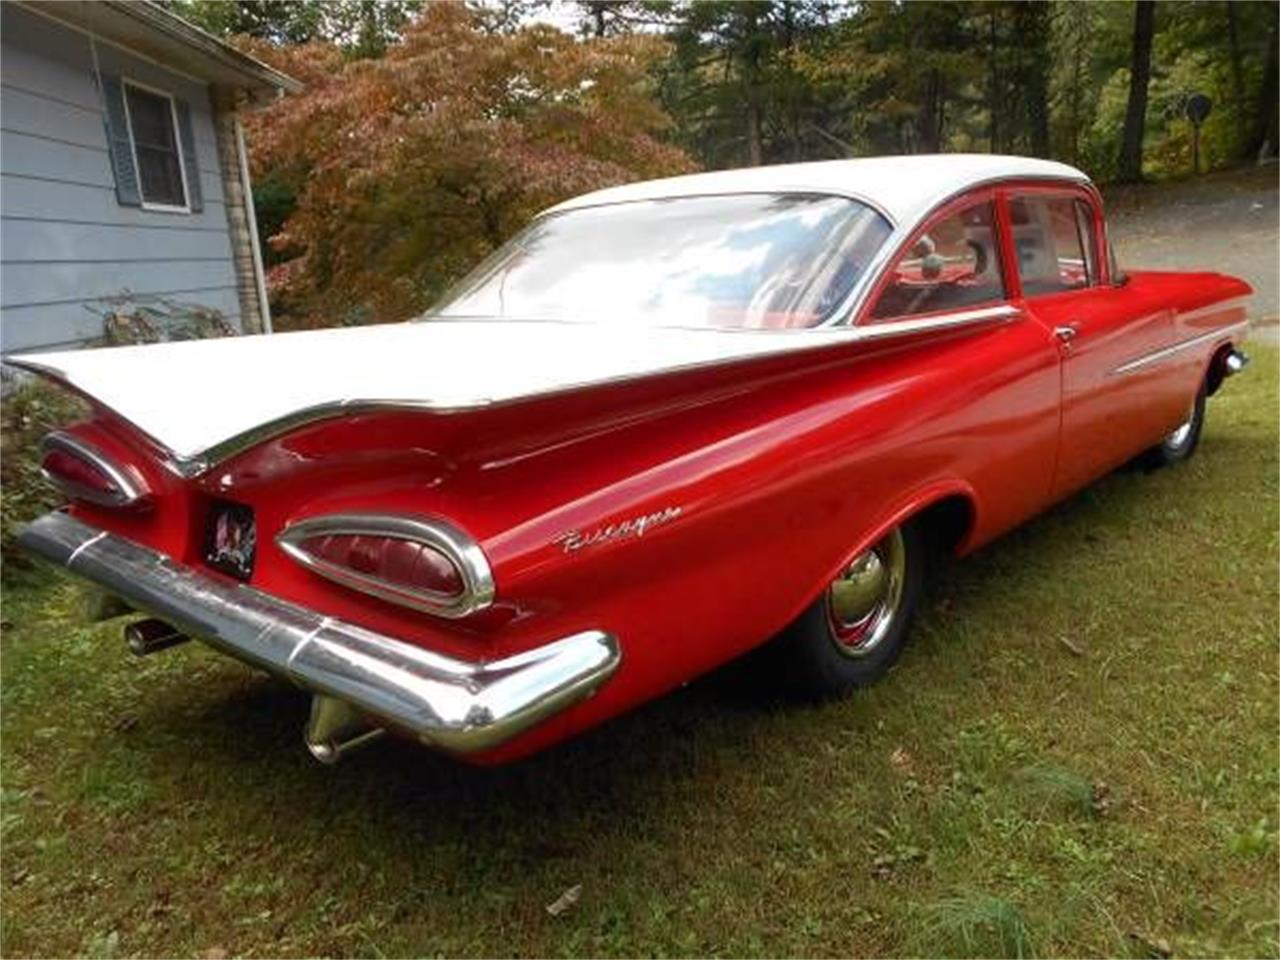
[99,74,141,206]
[174,99,203,212]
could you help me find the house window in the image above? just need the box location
[123,82,188,210]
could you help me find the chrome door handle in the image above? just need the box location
[1053,324,1079,343]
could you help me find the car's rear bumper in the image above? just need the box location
[18,511,621,757]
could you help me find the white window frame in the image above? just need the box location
[120,77,192,214]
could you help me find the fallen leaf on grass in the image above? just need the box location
[546,884,582,917]
[890,746,915,774]
[1058,636,1086,657]
[1091,781,1113,818]
[1127,931,1172,958]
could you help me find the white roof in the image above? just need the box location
[549,154,1090,227]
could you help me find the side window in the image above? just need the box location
[1009,195,1098,296]
[869,200,1005,321]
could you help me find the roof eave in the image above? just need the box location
[18,0,301,103]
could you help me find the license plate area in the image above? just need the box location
[204,500,256,580]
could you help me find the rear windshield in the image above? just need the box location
[430,193,892,330]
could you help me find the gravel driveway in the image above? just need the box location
[1104,164,1279,343]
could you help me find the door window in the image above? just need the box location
[869,200,1005,320]
[1009,195,1098,296]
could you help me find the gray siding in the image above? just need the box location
[0,4,241,354]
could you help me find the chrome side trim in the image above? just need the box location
[276,513,496,619]
[40,432,150,509]
[18,511,620,755]
[13,303,1018,482]
[1111,322,1250,376]
[181,307,1014,475]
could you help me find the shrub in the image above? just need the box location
[1,379,86,569]
[2,296,233,568]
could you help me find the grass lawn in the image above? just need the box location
[2,348,1276,959]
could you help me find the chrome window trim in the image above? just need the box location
[847,303,1021,341]
[536,187,899,234]
[276,513,496,618]
[1110,322,1250,377]
[40,431,150,509]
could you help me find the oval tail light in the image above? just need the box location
[40,432,151,510]
[276,514,494,618]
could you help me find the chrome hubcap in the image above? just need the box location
[826,528,906,657]
[1165,400,1197,449]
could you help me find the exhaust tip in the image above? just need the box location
[305,695,384,764]
[306,727,385,765]
[1224,349,1249,376]
[125,618,190,656]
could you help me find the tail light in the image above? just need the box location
[40,432,150,510]
[277,514,494,618]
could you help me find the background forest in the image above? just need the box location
[168,0,1280,328]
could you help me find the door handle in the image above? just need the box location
[1053,324,1079,343]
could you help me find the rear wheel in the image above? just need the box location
[1143,379,1207,468]
[770,521,926,698]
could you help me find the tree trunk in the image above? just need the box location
[746,99,764,166]
[741,8,766,167]
[1118,0,1156,182]
[1226,2,1247,155]
[1069,17,1085,165]
[1021,2,1051,157]
[919,67,942,153]
[1247,3,1279,160]
[987,10,1000,152]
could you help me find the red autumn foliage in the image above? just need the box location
[237,5,695,327]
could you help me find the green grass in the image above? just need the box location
[3,349,1277,958]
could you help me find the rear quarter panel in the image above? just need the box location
[61,317,1064,761]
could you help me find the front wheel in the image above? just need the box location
[769,521,926,698]
[1143,379,1207,469]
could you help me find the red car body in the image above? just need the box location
[13,156,1252,765]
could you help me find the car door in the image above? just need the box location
[1006,185,1180,499]
[854,188,1063,543]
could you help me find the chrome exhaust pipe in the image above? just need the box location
[305,695,385,764]
[125,618,190,656]
[1224,349,1249,376]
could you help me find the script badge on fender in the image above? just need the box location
[556,506,682,554]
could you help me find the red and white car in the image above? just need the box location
[14,155,1251,765]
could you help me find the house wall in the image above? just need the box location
[0,3,243,354]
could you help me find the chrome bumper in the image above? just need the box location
[18,511,620,756]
